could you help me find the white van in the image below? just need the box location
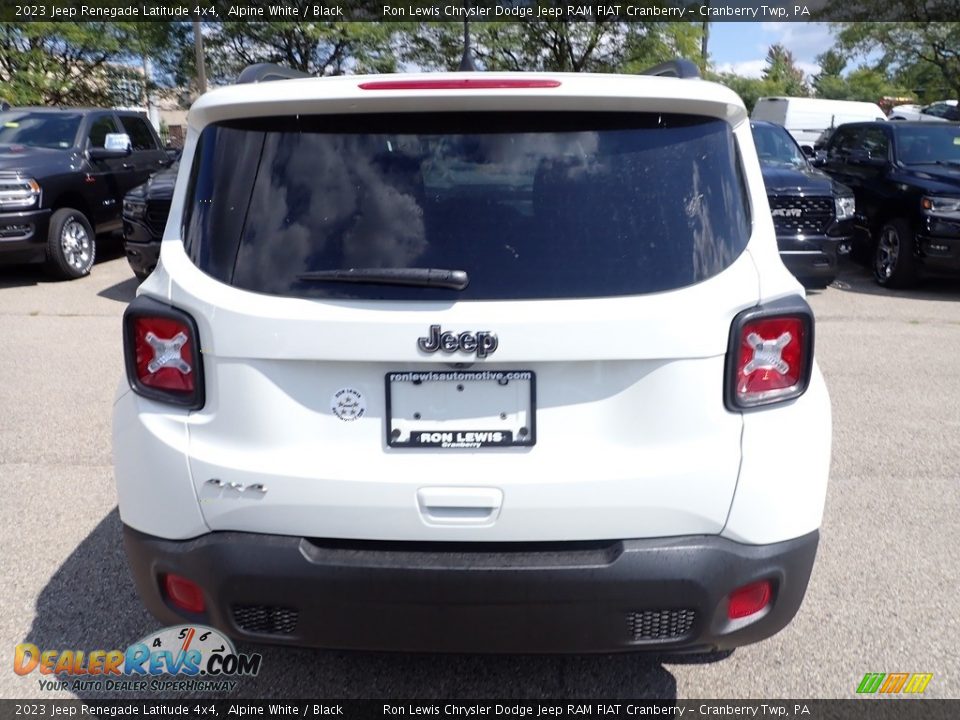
[752,97,887,150]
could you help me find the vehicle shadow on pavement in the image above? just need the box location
[828,263,960,302]
[97,276,139,304]
[22,510,700,700]
[0,263,48,289]
[0,236,126,290]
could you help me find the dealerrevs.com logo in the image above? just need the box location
[14,625,262,693]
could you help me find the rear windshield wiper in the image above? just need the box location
[298,267,469,290]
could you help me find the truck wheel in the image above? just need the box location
[874,219,917,288]
[46,208,96,279]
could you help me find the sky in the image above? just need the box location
[709,22,839,79]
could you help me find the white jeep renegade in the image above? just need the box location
[113,61,831,654]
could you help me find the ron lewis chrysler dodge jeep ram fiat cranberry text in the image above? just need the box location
[113,61,832,654]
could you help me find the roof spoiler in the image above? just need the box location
[237,63,313,84]
[640,59,701,79]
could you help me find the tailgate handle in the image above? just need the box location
[417,487,503,525]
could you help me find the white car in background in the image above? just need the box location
[751,96,887,151]
[888,100,959,122]
[113,61,832,654]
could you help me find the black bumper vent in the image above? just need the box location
[0,223,32,240]
[627,609,696,641]
[232,604,299,635]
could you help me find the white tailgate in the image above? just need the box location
[164,244,758,542]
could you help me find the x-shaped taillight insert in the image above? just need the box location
[144,331,192,374]
[743,331,792,375]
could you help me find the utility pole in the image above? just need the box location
[142,55,160,129]
[193,19,207,95]
[700,19,710,75]
[458,0,476,71]
[140,49,149,109]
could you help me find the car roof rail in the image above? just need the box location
[236,63,313,84]
[640,59,701,79]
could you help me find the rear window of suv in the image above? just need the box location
[184,112,750,300]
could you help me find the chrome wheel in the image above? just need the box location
[875,225,899,281]
[60,218,92,273]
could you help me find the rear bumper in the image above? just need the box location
[124,525,819,654]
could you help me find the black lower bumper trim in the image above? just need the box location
[123,240,160,276]
[0,208,50,262]
[777,235,851,286]
[123,526,819,654]
[918,234,960,273]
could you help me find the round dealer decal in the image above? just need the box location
[331,388,366,421]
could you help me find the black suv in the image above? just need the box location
[121,162,177,280]
[750,121,856,288]
[0,108,170,278]
[820,121,960,287]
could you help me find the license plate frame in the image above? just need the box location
[385,370,537,449]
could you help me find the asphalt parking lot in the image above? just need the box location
[1,248,958,700]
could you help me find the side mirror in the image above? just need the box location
[105,133,131,152]
[848,149,887,168]
[89,133,132,160]
[801,145,815,158]
[810,151,827,168]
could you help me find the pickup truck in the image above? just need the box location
[0,107,170,279]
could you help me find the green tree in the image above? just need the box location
[829,18,960,101]
[0,22,188,107]
[203,8,402,82]
[762,43,809,97]
[817,49,848,79]
[812,50,909,102]
[712,43,814,112]
[812,49,847,99]
[0,23,121,106]
[841,67,909,102]
[400,21,703,74]
[893,60,952,103]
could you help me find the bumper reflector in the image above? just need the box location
[727,580,772,620]
[163,573,206,614]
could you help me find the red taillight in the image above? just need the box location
[736,316,805,397]
[725,299,813,410]
[123,299,204,409]
[133,317,195,393]
[727,580,773,620]
[358,78,562,91]
[163,574,206,614]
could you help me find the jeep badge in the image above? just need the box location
[417,325,498,358]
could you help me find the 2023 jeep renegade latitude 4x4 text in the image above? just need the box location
[113,65,832,654]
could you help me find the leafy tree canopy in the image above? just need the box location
[830,19,960,102]
[400,21,703,74]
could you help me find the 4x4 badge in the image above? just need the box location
[417,325,498,358]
